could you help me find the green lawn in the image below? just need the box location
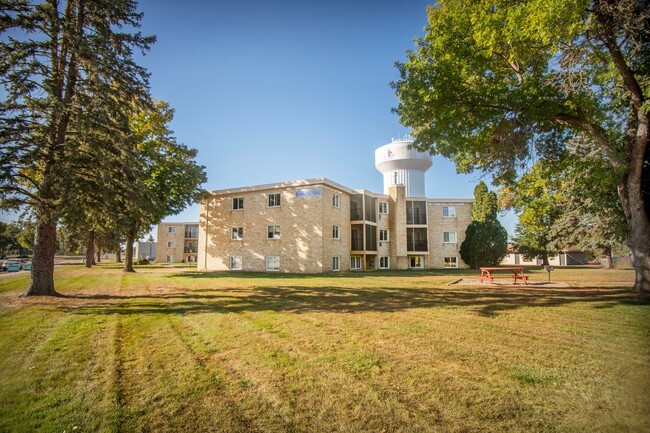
[0,265,648,433]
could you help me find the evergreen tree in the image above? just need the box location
[460,181,508,268]
[0,0,154,295]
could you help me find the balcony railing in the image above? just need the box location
[407,240,428,252]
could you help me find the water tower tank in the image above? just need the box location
[374,137,432,197]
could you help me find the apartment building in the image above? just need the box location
[156,222,199,263]
[196,138,473,273]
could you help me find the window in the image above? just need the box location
[184,240,198,253]
[266,256,280,272]
[230,256,242,270]
[167,226,176,233]
[350,256,362,270]
[406,201,427,224]
[268,193,281,207]
[332,225,340,240]
[333,193,340,208]
[409,256,424,268]
[379,256,390,269]
[167,241,175,248]
[231,227,243,240]
[379,202,388,214]
[444,257,458,268]
[267,225,280,239]
[166,255,174,263]
[185,225,198,238]
[443,231,457,243]
[443,206,456,217]
[332,256,340,272]
[232,197,244,210]
[379,229,389,242]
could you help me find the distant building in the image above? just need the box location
[133,241,156,261]
[156,222,199,263]
[195,138,474,273]
[502,245,589,266]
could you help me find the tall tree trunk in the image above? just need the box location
[96,250,101,263]
[116,247,122,263]
[124,228,136,273]
[618,142,650,291]
[601,246,613,270]
[541,254,549,266]
[24,213,58,296]
[85,231,95,268]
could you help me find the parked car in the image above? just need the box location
[2,258,23,271]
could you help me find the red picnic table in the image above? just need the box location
[479,267,528,285]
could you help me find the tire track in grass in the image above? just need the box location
[165,315,269,433]
[112,314,126,433]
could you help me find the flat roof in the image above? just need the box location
[209,177,358,195]
[208,177,473,202]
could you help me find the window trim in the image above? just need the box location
[230,256,242,270]
[350,256,362,270]
[167,241,175,248]
[379,229,389,242]
[268,192,281,208]
[167,226,176,233]
[332,193,340,208]
[332,256,340,272]
[231,227,243,240]
[267,225,281,240]
[379,256,390,269]
[442,206,457,218]
[232,197,244,210]
[166,255,174,263]
[266,256,280,272]
[332,225,340,240]
[378,201,388,214]
[444,256,459,269]
[443,231,457,244]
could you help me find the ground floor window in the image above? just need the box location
[409,256,424,268]
[444,256,458,268]
[379,256,390,269]
[332,256,340,272]
[166,255,174,263]
[266,256,280,272]
[230,256,242,270]
[350,256,362,270]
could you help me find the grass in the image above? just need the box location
[0,265,648,433]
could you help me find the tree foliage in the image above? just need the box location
[394,0,650,290]
[0,0,154,295]
[459,181,508,267]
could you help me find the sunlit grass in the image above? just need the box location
[0,264,648,432]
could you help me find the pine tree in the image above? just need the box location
[0,0,155,296]
[460,181,508,268]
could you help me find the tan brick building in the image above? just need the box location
[156,222,199,263]
[196,178,473,273]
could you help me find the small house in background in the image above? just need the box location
[133,241,156,261]
[502,245,589,266]
[156,222,199,263]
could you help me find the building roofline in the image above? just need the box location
[208,177,358,195]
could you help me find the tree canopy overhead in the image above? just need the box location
[394,0,649,290]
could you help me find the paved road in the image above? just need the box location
[0,256,84,278]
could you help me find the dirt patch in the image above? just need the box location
[450,278,571,288]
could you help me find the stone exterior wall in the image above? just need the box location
[156,222,199,263]
[197,178,473,273]
[198,181,353,273]
[426,201,473,269]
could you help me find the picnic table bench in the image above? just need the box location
[479,267,528,285]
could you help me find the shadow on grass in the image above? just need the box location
[59,284,650,318]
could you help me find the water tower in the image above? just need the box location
[374,136,432,197]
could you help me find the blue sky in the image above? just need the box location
[1,0,517,236]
